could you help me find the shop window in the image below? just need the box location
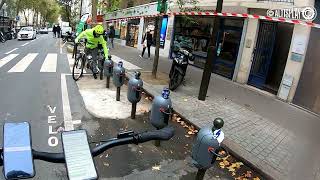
[171,16,244,79]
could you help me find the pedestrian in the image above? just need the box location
[108,25,115,49]
[139,29,153,59]
[56,25,61,38]
[53,25,57,38]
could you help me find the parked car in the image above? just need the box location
[17,27,37,40]
[39,27,48,34]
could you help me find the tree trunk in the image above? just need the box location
[152,0,166,79]
[0,0,6,10]
[152,16,162,79]
[92,0,97,24]
[23,10,28,26]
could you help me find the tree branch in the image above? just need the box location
[0,0,6,10]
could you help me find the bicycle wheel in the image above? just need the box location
[72,56,84,81]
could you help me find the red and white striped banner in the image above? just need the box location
[106,11,320,29]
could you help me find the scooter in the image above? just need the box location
[169,45,194,91]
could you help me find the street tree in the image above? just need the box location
[0,0,5,10]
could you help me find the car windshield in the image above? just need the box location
[21,27,33,31]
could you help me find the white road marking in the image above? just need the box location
[8,53,38,72]
[40,53,57,72]
[5,48,18,54]
[0,54,19,68]
[61,73,74,131]
[21,42,30,46]
[112,55,142,70]
[67,53,74,73]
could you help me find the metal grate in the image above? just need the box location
[258,0,294,4]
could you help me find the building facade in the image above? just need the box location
[105,0,318,114]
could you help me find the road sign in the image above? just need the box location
[157,0,168,12]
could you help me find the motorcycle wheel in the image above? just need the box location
[169,69,184,91]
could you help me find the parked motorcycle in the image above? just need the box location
[62,31,76,43]
[169,42,194,91]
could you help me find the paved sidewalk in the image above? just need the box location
[109,44,320,180]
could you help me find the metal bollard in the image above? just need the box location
[104,55,114,88]
[112,61,125,101]
[127,71,143,119]
[150,88,172,146]
[191,118,226,180]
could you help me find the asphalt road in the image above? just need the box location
[0,34,90,179]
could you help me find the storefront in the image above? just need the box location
[126,19,140,48]
[171,16,244,79]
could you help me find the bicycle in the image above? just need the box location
[72,42,101,81]
[0,121,174,180]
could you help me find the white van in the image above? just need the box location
[60,22,72,38]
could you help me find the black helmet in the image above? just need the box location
[213,118,224,130]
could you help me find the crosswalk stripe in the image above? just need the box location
[0,54,19,68]
[40,53,57,72]
[112,55,142,70]
[8,53,38,73]
[67,53,87,73]
[5,48,18,54]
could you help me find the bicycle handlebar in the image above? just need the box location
[0,127,175,165]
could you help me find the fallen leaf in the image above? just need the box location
[152,165,161,171]
[188,131,195,135]
[139,151,143,154]
[184,99,188,102]
[232,172,236,176]
[227,167,236,172]
[185,144,189,147]
[103,162,110,167]
[215,176,219,178]
[176,117,181,122]
[253,177,261,180]
[180,121,185,126]
[185,135,191,138]
[105,154,109,158]
[138,145,143,148]
[170,150,173,154]
[244,171,252,178]
[222,160,230,166]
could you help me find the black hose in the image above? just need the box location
[137,126,175,143]
[0,127,175,164]
[32,150,65,163]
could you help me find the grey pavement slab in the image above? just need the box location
[111,43,320,180]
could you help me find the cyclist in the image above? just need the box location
[75,24,109,78]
